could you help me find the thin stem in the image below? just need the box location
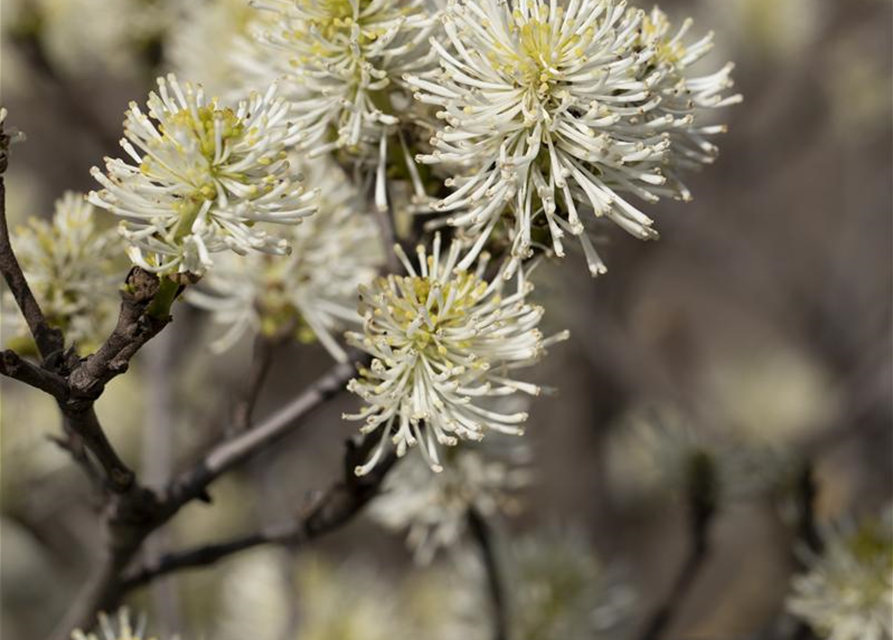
[468,507,509,640]
[638,451,717,640]
[146,277,180,320]
[232,332,279,433]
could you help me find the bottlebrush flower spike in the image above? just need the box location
[344,233,568,475]
[89,74,318,277]
[408,0,740,276]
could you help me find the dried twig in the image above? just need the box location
[0,349,68,397]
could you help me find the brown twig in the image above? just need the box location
[163,356,362,512]
[68,268,170,401]
[0,128,65,361]
[0,349,68,397]
[120,431,398,591]
[47,354,365,638]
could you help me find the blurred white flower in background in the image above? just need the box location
[4,0,170,78]
[89,75,318,276]
[605,404,793,505]
[5,191,122,353]
[698,0,826,60]
[787,506,893,640]
[167,0,276,99]
[72,608,157,640]
[215,549,292,640]
[185,159,383,360]
[702,345,840,449]
[344,234,568,475]
[371,427,532,563]
[215,550,408,640]
[410,0,740,277]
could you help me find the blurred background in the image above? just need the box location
[1,0,891,638]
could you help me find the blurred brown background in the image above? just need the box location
[1,0,891,638]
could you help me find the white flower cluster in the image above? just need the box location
[248,0,438,209]
[185,161,383,360]
[6,192,122,352]
[167,0,275,99]
[344,234,568,474]
[409,0,740,276]
[787,507,893,640]
[370,429,531,562]
[89,75,318,277]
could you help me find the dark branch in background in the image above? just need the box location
[788,461,822,640]
[374,204,402,275]
[120,430,398,591]
[11,33,122,151]
[468,507,509,640]
[164,356,363,511]
[231,331,285,433]
[793,461,823,557]
[639,450,718,640]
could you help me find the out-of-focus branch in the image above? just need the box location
[231,332,283,433]
[468,507,509,640]
[639,451,718,640]
[788,461,822,640]
[120,431,398,591]
[163,356,363,511]
[120,529,280,588]
[11,33,122,151]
